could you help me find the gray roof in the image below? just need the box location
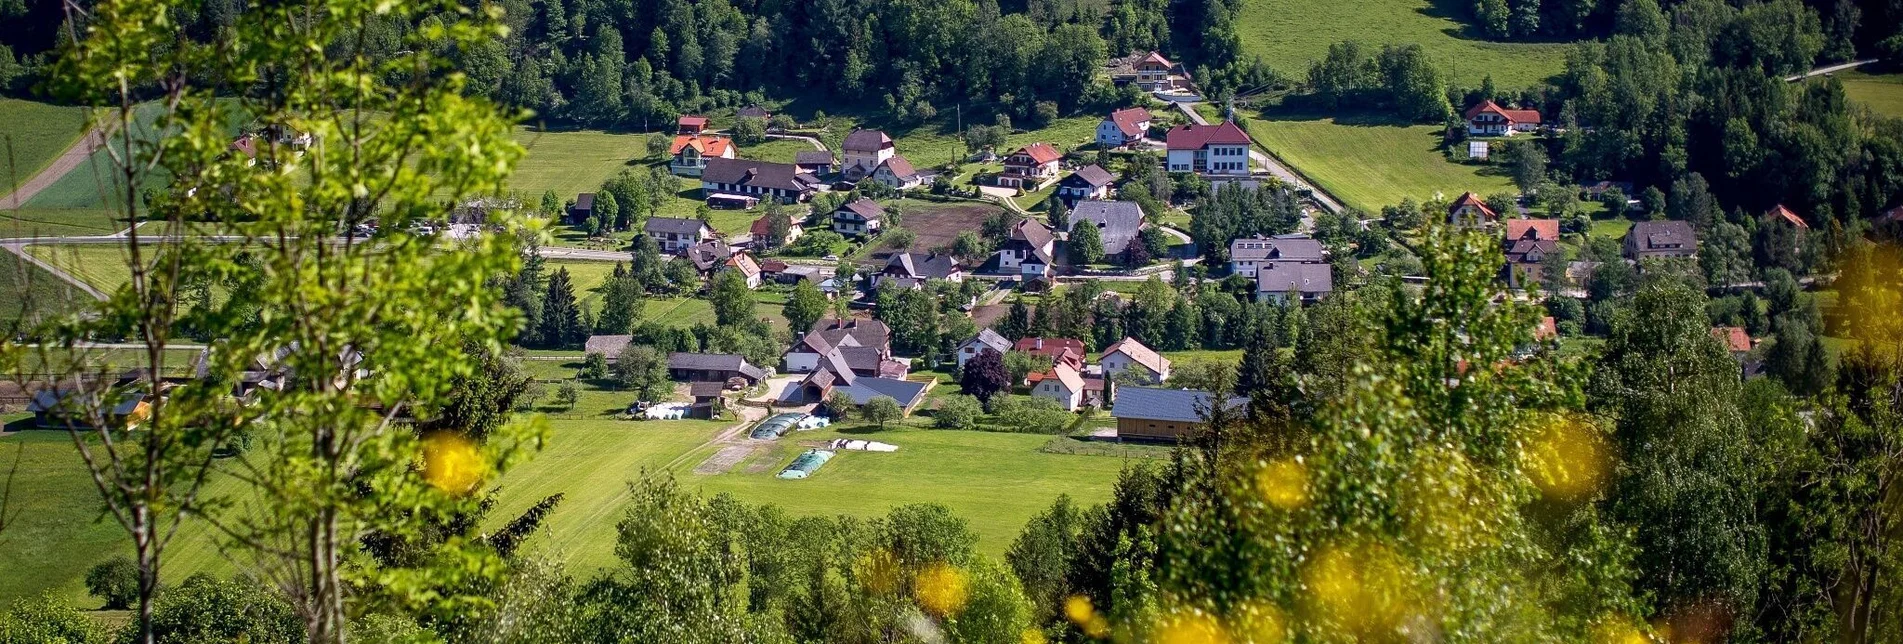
[962,328,1011,354]
[884,252,959,280]
[1628,220,1697,255]
[1229,235,1324,263]
[842,129,893,153]
[574,193,594,210]
[668,352,765,381]
[1255,262,1333,295]
[837,198,885,221]
[1069,200,1144,255]
[796,150,835,165]
[835,376,929,408]
[585,334,633,357]
[1110,387,1247,423]
[700,157,822,193]
[686,240,734,271]
[28,388,146,417]
[1060,164,1116,189]
[645,216,711,236]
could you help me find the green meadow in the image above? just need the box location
[1236,0,1573,88]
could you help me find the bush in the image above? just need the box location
[581,352,608,379]
[990,396,1072,434]
[933,394,983,430]
[84,556,139,610]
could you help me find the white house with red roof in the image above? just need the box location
[1447,192,1500,226]
[1464,101,1541,137]
[1134,51,1185,91]
[998,143,1063,189]
[668,134,736,177]
[1165,122,1252,175]
[1097,107,1153,148]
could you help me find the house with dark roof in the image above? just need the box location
[1465,100,1541,136]
[585,334,633,358]
[1101,337,1171,383]
[669,134,736,177]
[1164,121,1251,174]
[784,319,903,375]
[795,150,836,176]
[28,388,151,429]
[677,115,709,134]
[1624,220,1698,261]
[699,158,822,205]
[736,105,771,120]
[1097,107,1152,148]
[1502,219,1562,287]
[644,217,715,254]
[955,329,1012,369]
[998,143,1063,189]
[1056,164,1116,205]
[667,352,766,386]
[568,193,594,224]
[841,129,896,180]
[1255,262,1333,304]
[876,252,962,287]
[1014,337,1087,371]
[832,198,885,237]
[1068,201,1145,257]
[686,240,735,273]
[1228,235,1324,278]
[869,155,923,190]
[788,359,929,414]
[1447,192,1499,226]
[1111,386,1248,442]
[997,219,1056,278]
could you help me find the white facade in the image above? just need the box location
[843,147,894,179]
[1032,376,1083,411]
[1101,351,1167,383]
[1096,120,1130,148]
[784,352,822,373]
[1166,145,1249,174]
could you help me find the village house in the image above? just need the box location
[1502,218,1562,287]
[1096,107,1153,148]
[28,388,152,429]
[726,252,764,288]
[677,115,709,134]
[700,158,822,206]
[1165,121,1251,175]
[1228,235,1324,278]
[1013,337,1087,371]
[997,219,1056,278]
[1624,220,1699,261]
[795,151,836,176]
[784,319,908,377]
[567,192,594,224]
[788,350,930,414]
[1712,327,1754,360]
[840,129,896,180]
[869,155,923,190]
[668,134,736,177]
[1133,51,1187,91]
[955,329,1012,369]
[997,143,1063,189]
[1069,200,1145,258]
[1255,262,1334,304]
[686,381,723,419]
[1111,386,1247,442]
[749,212,803,249]
[1769,204,1810,231]
[1464,100,1541,137]
[1101,337,1170,384]
[1447,192,1500,226]
[832,198,885,237]
[645,216,715,254]
[875,252,962,288]
[736,105,771,121]
[1029,363,1088,411]
[668,352,766,387]
[1056,164,1116,206]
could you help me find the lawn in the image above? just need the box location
[1829,71,1903,119]
[0,208,126,238]
[506,127,654,200]
[0,252,92,324]
[544,259,791,329]
[22,244,133,293]
[738,138,819,164]
[1234,110,1517,213]
[1236,0,1572,88]
[0,99,90,194]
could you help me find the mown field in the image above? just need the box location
[1832,71,1903,118]
[1231,109,1517,212]
[22,244,132,294]
[0,253,91,323]
[0,100,89,195]
[1236,0,1573,88]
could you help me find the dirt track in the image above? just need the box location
[1,122,111,210]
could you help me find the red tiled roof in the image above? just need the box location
[1015,143,1062,165]
[677,115,709,128]
[670,134,732,156]
[1504,218,1560,242]
[750,214,794,237]
[1535,317,1558,341]
[1768,204,1809,229]
[1165,121,1251,151]
[1449,192,1498,220]
[1464,100,1541,125]
[1013,337,1087,369]
[1109,107,1151,138]
[1139,51,1172,68]
[1711,326,1752,353]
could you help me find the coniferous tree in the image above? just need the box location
[538,267,587,349]
[998,301,1032,341]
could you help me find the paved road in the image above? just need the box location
[1,117,113,209]
[1173,102,1340,222]
[1786,59,1879,82]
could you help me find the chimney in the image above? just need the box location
[1034,338,1044,350]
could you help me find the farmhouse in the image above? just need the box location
[668,134,735,177]
[644,217,715,254]
[876,252,962,287]
[1712,326,1754,359]
[667,352,766,386]
[1165,121,1251,175]
[1068,200,1145,257]
[998,143,1063,189]
[725,252,764,288]
[1255,262,1334,304]
[749,213,802,249]
[27,388,151,429]
[1228,235,1324,278]
[1097,107,1152,148]
[1502,218,1561,287]
[1447,192,1500,226]
[1111,386,1247,442]
[833,198,885,237]
[997,219,1056,278]
[700,158,822,205]
[790,353,929,414]
[1132,51,1188,91]
[1624,220,1698,261]
[869,155,923,190]
[1101,337,1170,384]
[1056,164,1116,206]
[568,192,594,224]
[677,115,709,134]
[795,150,836,176]
[1014,337,1087,371]
[841,129,896,180]
[1028,363,1088,411]
[736,105,771,120]
[784,319,906,377]
[1464,101,1541,136]
[955,329,1011,369]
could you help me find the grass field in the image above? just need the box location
[23,244,132,293]
[1236,0,1572,88]
[1233,109,1517,212]
[23,103,185,211]
[0,100,89,196]
[1830,71,1903,118]
[507,127,652,200]
[739,138,820,164]
[0,253,92,324]
[546,259,791,329]
[0,208,126,238]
